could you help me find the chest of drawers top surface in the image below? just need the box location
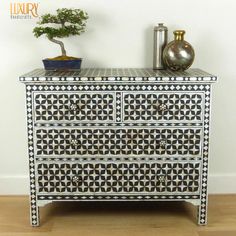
[19,68,217,83]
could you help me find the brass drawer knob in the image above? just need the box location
[70,139,78,146]
[158,103,167,112]
[72,176,80,183]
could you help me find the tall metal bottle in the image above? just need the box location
[153,23,168,70]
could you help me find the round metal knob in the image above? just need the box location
[159,139,166,148]
[70,104,78,111]
[70,139,78,146]
[72,176,80,183]
[158,103,167,112]
[158,175,166,183]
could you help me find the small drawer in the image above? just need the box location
[35,127,202,157]
[37,161,201,194]
[33,92,115,123]
[122,92,204,122]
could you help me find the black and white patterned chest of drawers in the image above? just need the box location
[20,68,217,226]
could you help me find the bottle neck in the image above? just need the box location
[174,30,185,41]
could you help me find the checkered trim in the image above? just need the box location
[19,68,217,83]
[198,85,211,225]
[26,86,39,226]
[38,194,200,201]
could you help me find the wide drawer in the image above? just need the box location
[37,161,201,194]
[35,127,202,157]
[33,92,116,123]
[123,92,204,122]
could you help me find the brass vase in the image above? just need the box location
[163,30,195,71]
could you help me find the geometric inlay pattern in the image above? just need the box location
[37,162,200,194]
[20,69,217,226]
[35,128,202,156]
[123,93,203,122]
[34,93,115,122]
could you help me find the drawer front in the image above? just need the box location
[35,128,202,157]
[37,162,201,194]
[33,92,115,123]
[123,92,203,122]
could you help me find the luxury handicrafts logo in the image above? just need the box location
[10,2,39,19]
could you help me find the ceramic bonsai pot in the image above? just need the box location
[43,58,82,70]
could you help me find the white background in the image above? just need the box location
[0,0,235,194]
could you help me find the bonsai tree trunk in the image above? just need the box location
[48,37,67,56]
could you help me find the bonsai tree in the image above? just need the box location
[33,8,89,60]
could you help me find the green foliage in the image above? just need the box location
[33,8,89,39]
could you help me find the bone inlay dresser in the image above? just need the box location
[20,68,217,226]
